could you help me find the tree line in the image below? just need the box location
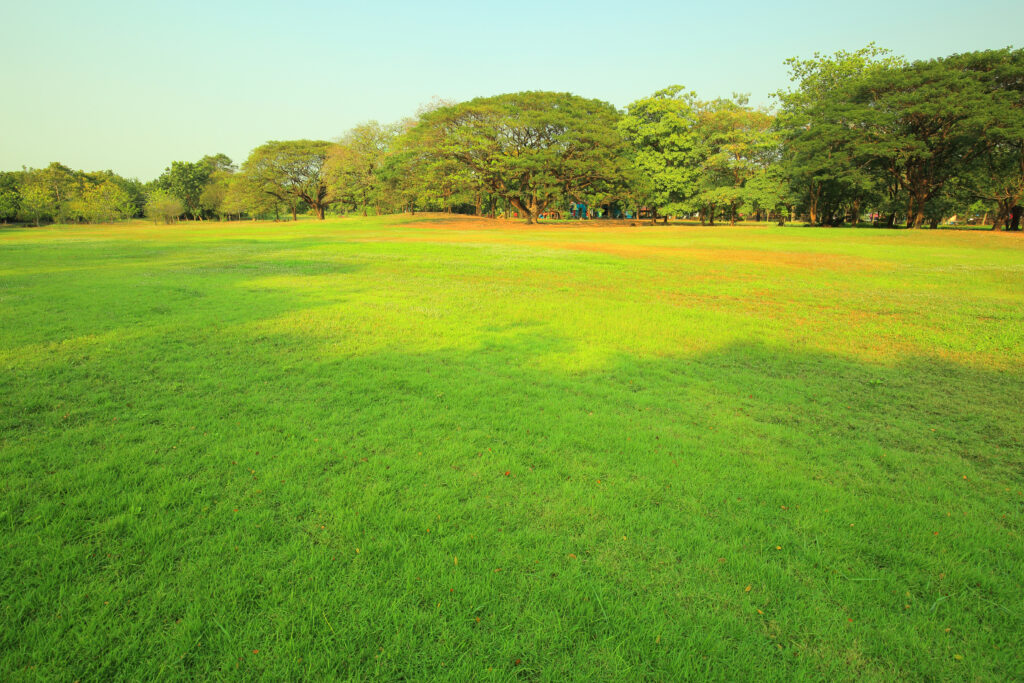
[2,45,1021,230]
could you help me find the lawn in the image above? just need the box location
[1,215,1022,681]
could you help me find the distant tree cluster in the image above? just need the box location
[2,46,1020,230]
[0,163,143,226]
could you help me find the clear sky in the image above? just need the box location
[1,0,1020,180]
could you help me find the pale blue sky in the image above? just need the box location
[1,0,1020,180]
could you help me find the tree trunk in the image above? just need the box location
[509,197,536,224]
[993,200,1014,230]
[1009,205,1022,231]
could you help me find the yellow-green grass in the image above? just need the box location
[1,215,1022,680]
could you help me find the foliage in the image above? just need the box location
[144,189,185,224]
[221,172,281,219]
[242,140,333,220]
[2,46,1022,229]
[692,96,778,224]
[0,171,21,222]
[774,44,906,226]
[67,180,132,224]
[849,49,1022,228]
[326,121,403,215]
[156,161,212,220]
[619,86,702,219]
[412,91,628,223]
[199,170,233,218]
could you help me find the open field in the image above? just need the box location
[1,215,1023,680]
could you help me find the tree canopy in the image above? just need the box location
[242,140,334,220]
[412,92,628,223]
[3,46,1022,230]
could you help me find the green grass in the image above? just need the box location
[1,215,1022,681]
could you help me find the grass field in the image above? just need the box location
[1,215,1022,681]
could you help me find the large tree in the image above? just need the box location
[618,86,702,222]
[775,45,905,226]
[242,140,334,220]
[413,91,627,223]
[850,52,1018,227]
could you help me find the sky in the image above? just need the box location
[1,0,1021,181]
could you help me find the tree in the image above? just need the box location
[242,140,334,220]
[326,121,401,216]
[619,86,702,222]
[17,162,81,224]
[743,163,794,225]
[199,170,232,219]
[963,140,1024,230]
[413,92,628,223]
[692,96,777,225]
[200,153,237,174]
[221,172,280,220]
[847,49,1023,228]
[145,189,184,224]
[16,165,78,226]
[775,44,906,226]
[954,49,1024,230]
[68,180,131,223]
[391,119,480,214]
[0,172,21,223]
[156,161,211,220]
